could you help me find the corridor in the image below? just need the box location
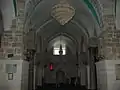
[0,0,120,90]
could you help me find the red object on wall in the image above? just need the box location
[49,63,54,71]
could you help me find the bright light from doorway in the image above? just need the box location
[53,44,66,55]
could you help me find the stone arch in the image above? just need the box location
[46,32,79,55]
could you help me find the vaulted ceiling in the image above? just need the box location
[0,0,118,52]
[25,0,102,37]
[0,0,116,32]
[24,0,106,52]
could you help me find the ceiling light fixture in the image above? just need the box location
[51,0,75,25]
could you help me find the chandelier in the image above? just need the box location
[51,0,75,25]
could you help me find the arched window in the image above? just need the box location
[53,44,66,55]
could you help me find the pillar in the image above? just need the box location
[36,64,43,86]
[88,47,96,90]
[28,61,34,90]
[79,52,87,87]
[86,65,90,89]
[80,64,87,86]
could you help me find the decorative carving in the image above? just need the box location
[24,49,36,61]
[51,0,75,25]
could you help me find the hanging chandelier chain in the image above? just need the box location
[59,32,63,55]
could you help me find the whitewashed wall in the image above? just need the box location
[0,60,29,90]
[95,60,107,90]
[96,60,120,90]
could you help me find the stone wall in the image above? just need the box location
[99,12,120,60]
[0,0,120,60]
[0,0,25,59]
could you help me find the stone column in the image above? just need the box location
[36,64,42,86]
[88,47,96,90]
[86,65,90,89]
[29,61,34,90]
[79,52,87,87]
[80,63,87,86]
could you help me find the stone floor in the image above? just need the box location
[36,84,94,90]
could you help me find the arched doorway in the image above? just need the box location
[24,0,101,89]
